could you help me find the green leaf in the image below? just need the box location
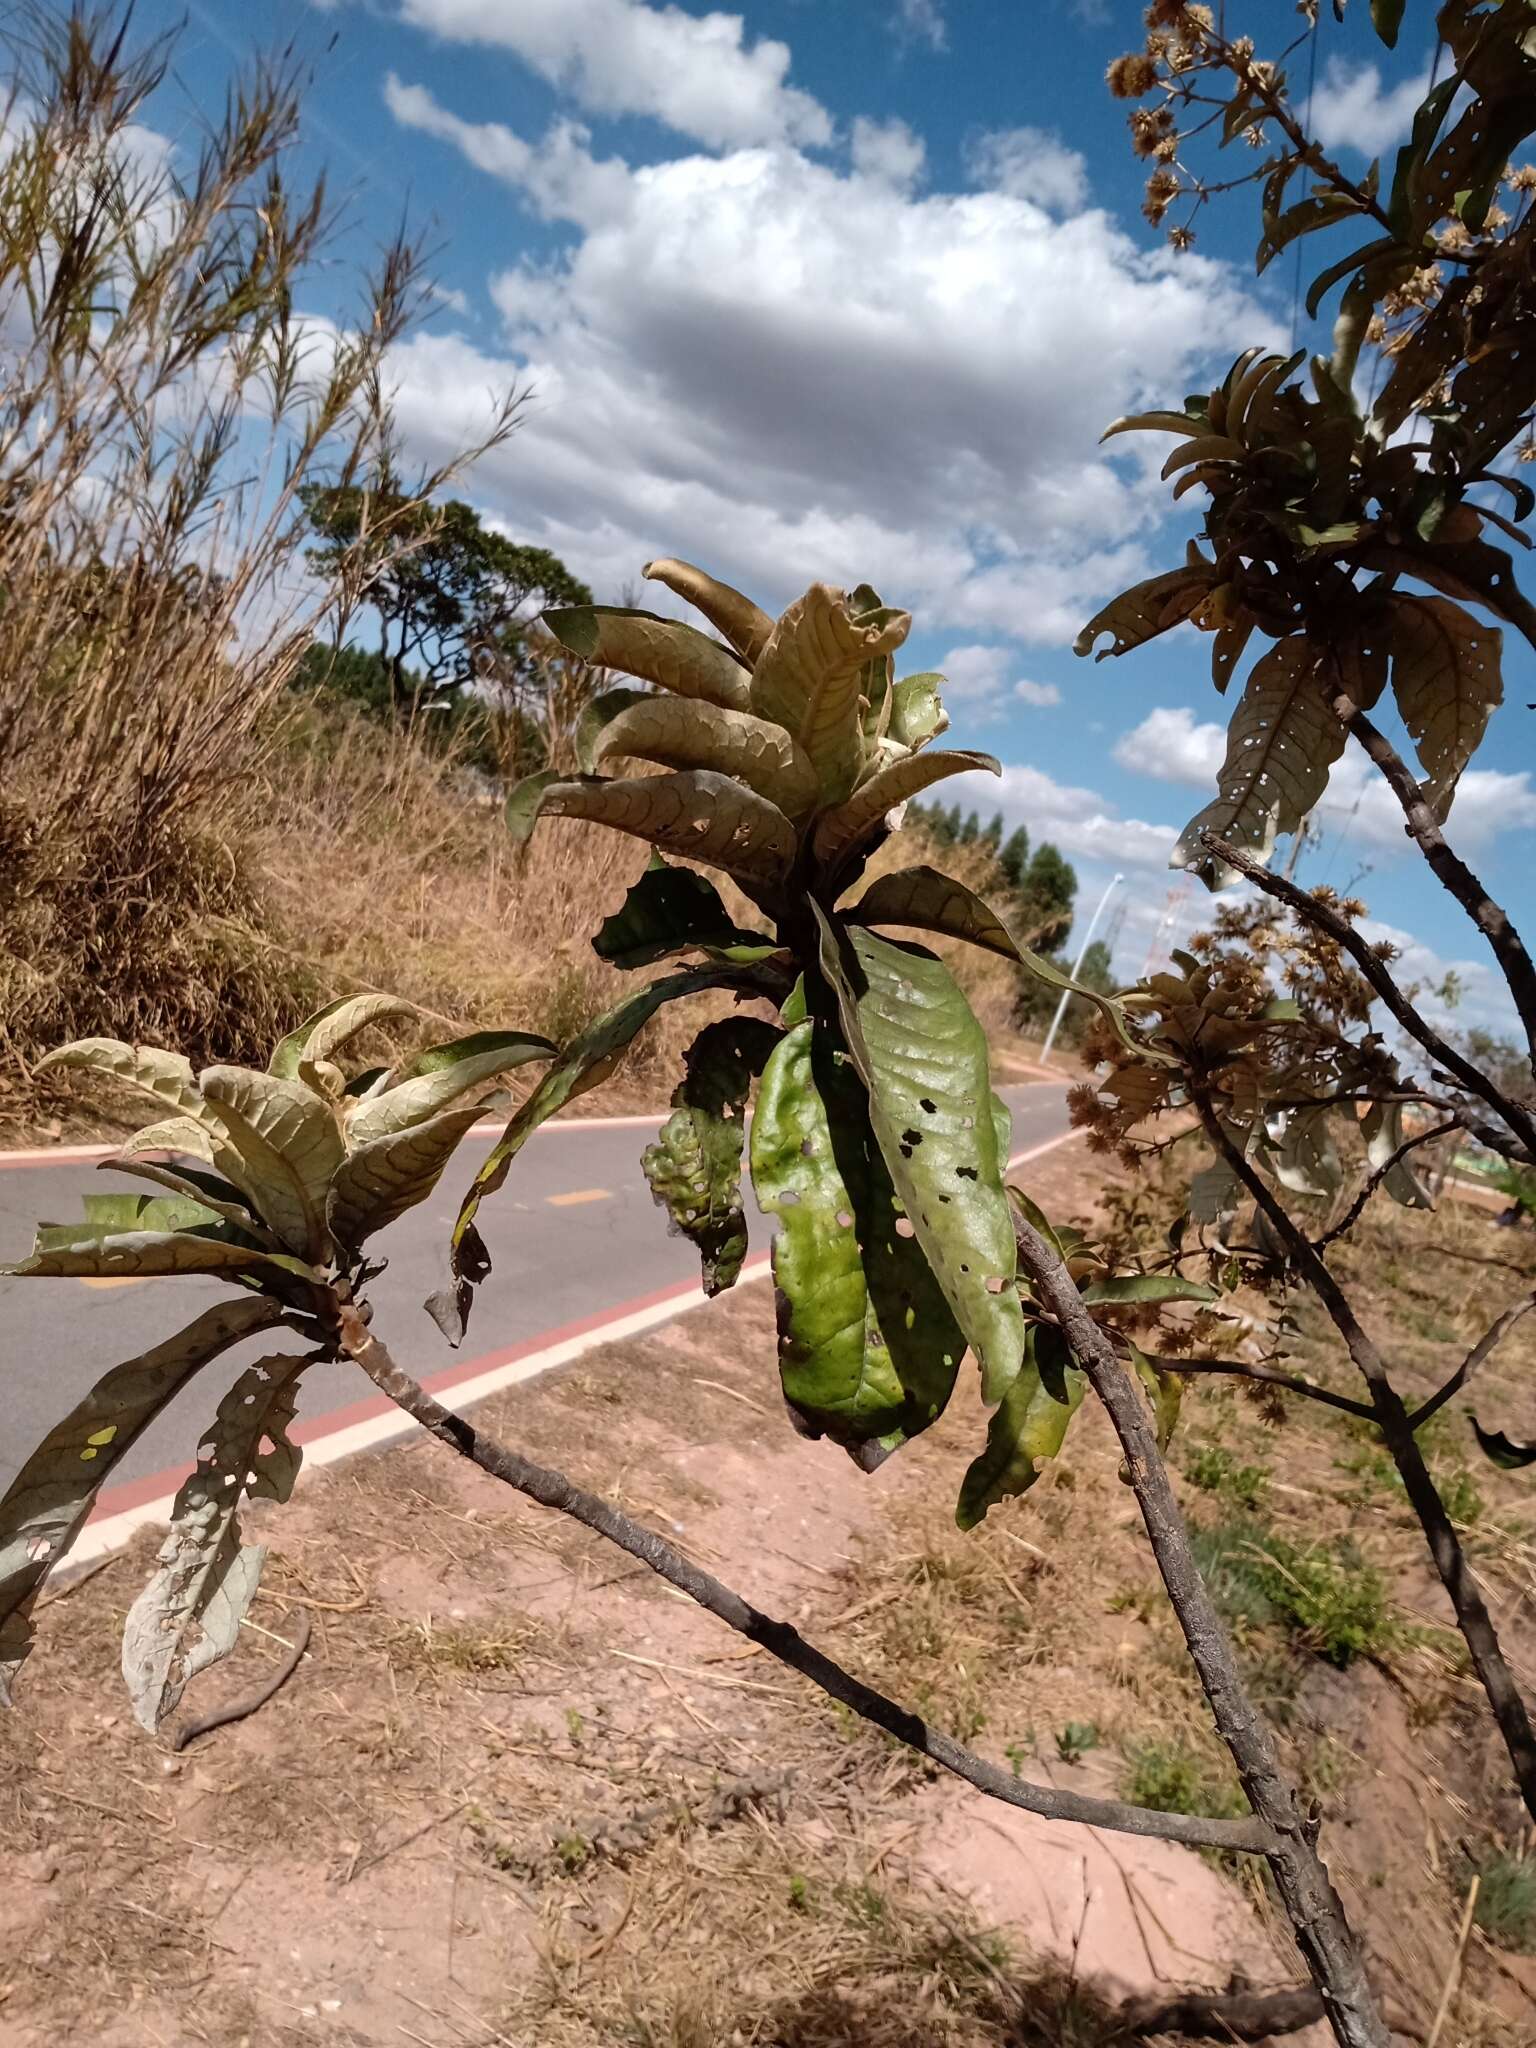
[643,1018,781,1296]
[268,994,419,1081]
[591,694,820,817]
[542,604,752,711]
[347,1033,554,1147]
[1080,1274,1217,1305]
[1257,192,1364,275]
[593,858,771,970]
[506,770,564,845]
[428,968,744,1342]
[749,583,911,805]
[0,1298,283,1703]
[1074,568,1215,662]
[750,1020,965,1462]
[846,865,1170,1065]
[812,750,1000,871]
[1471,1418,1536,1471]
[1173,637,1346,885]
[35,1039,206,1121]
[197,1067,345,1261]
[1390,595,1503,816]
[643,556,774,665]
[526,772,798,889]
[887,672,949,749]
[813,911,1024,1404]
[956,1322,1085,1530]
[1129,1339,1183,1452]
[328,1103,489,1250]
[102,1155,275,1241]
[1370,0,1405,48]
[121,1354,310,1731]
[2,1226,313,1283]
[576,687,651,774]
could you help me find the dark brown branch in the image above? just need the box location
[1013,1221,1387,2048]
[1201,832,1536,1164]
[1118,1980,1422,2044]
[1337,704,1536,1079]
[332,1305,1273,1858]
[1150,1356,1375,1421]
[1195,1094,1536,1826]
[1410,1290,1536,1431]
[1316,1121,1459,1252]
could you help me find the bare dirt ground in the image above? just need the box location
[4,1143,1536,2047]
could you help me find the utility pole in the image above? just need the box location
[1041,872,1124,1065]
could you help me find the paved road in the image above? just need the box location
[0,1082,1070,1501]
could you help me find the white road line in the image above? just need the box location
[55,1118,1085,1569]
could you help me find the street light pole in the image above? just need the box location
[1039,872,1124,1065]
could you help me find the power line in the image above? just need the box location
[1288,11,1323,356]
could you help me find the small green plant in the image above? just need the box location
[1473,1853,1536,1952]
[1122,1739,1249,1824]
[1054,1721,1101,1765]
[1188,1524,1281,1634]
[555,1834,590,1875]
[1251,1540,1399,1669]
[1186,1443,1269,1512]
[787,1874,811,1913]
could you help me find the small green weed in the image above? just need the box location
[1186,1442,1269,1511]
[1188,1523,1281,1633]
[1250,1538,1399,1667]
[1122,1738,1249,1822]
[1054,1721,1101,1765]
[787,1873,811,1912]
[1473,1853,1536,1951]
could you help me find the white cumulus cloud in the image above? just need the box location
[894,0,947,53]
[397,0,832,151]
[964,126,1088,214]
[1014,677,1062,708]
[1311,57,1432,158]
[850,116,926,191]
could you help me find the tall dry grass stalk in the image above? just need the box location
[0,7,516,1114]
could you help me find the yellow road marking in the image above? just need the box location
[78,1276,146,1290]
[546,1188,611,1208]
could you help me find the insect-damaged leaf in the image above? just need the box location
[542,604,752,711]
[1173,637,1346,885]
[812,750,1000,871]
[887,672,949,749]
[813,910,1024,1404]
[642,557,773,666]
[847,865,1168,1066]
[956,1322,1085,1530]
[643,1017,781,1296]
[121,1354,310,1731]
[428,967,748,1342]
[0,1298,283,1703]
[529,771,798,889]
[750,583,911,806]
[1390,595,1503,818]
[750,1020,965,1464]
[591,694,820,817]
[1074,567,1216,662]
[593,858,772,971]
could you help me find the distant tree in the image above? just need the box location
[1020,844,1077,932]
[944,801,964,843]
[958,810,980,845]
[998,825,1030,890]
[300,486,592,718]
[983,810,1004,851]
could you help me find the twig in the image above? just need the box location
[1411,1290,1536,1430]
[1317,1121,1459,1251]
[333,1304,1275,1857]
[1150,1355,1375,1420]
[342,1800,468,1885]
[1196,1093,1536,1827]
[1013,1214,1388,2048]
[1425,1875,1479,2048]
[690,1376,768,1416]
[34,1553,119,1610]
[1201,832,1536,1164]
[170,1611,312,1753]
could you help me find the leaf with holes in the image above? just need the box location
[0,1299,283,1704]
[524,772,797,889]
[121,1354,310,1730]
[429,968,749,1342]
[643,557,773,665]
[268,994,419,1081]
[643,1018,781,1296]
[813,910,1024,1403]
[1390,596,1503,817]
[542,605,752,711]
[888,673,949,749]
[847,866,1169,1065]
[750,584,911,805]
[592,695,820,817]
[1173,638,1346,885]
[750,1020,965,1463]
[1074,568,1216,662]
[956,1322,1085,1530]
[812,751,999,871]
[593,858,772,970]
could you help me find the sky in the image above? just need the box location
[134,0,1536,1040]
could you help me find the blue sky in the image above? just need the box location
[143,0,1536,1035]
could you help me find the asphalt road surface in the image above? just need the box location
[0,1081,1071,1505]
